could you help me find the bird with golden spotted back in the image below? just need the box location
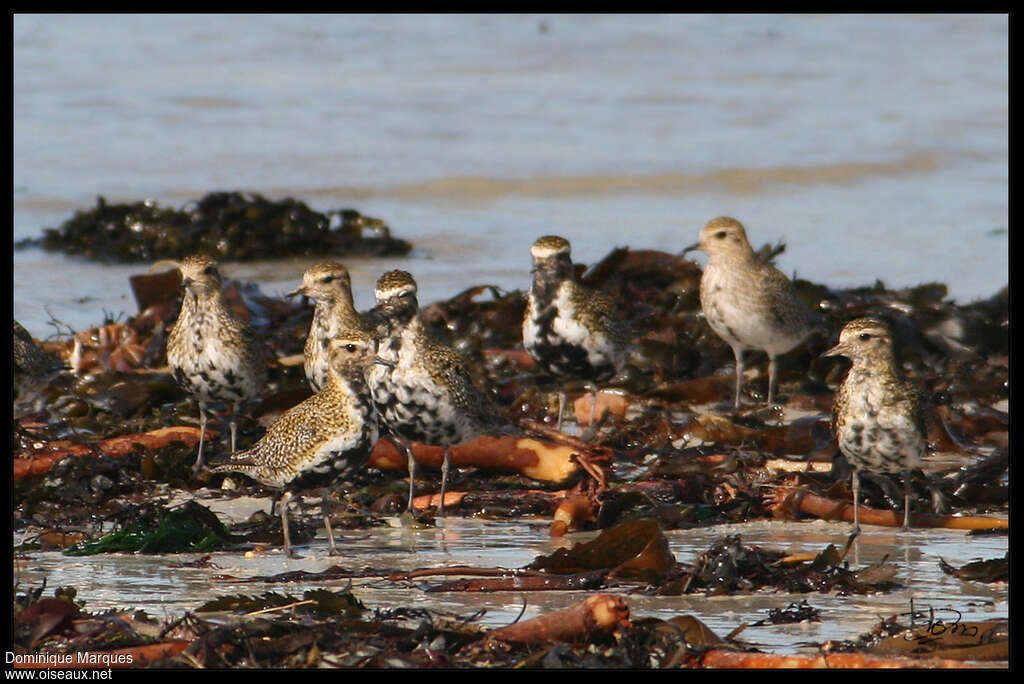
[212,332,379,557]
[289,261,375,393]
[683,217,816,410]
[367,269,497,516]
[163,254,267,472]
[824,317,926,531]
[523,235,631,429]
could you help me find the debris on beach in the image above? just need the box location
[11,236,1008,668]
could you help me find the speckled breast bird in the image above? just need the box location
[522,235,631,429]
[683,217,815,410]
[289,261,375,393]
[164,254,267,472]
[367,270,495,515]
[14,320,66,412]
[212,332,379,557]
[824,317,926,531]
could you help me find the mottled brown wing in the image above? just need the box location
[233,318,269,385]
[579,287,632,349]
[759,263,808,331]
[427,338,508,431]
[904,381,929,443]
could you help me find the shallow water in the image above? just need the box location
[15,504,1008,655]
[13,14,1008,339]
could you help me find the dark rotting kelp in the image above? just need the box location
[196,589,366,617]
[653,533,901,596]
[10,577,1006,667]
[749,600,821,626]
[10,242,1009,664]
[271,521,906,598]
[15,192,412,262]
[528,518,676,581]
[937,553,1009,583]
[12,239,1009,541]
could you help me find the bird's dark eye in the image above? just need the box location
[715,231,727,239]
[203,265,217,276]
[321,275,337,284]
[858,333,871,341]
[345,344,357,353]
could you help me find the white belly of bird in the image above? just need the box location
[550,285,616,367]
[838,383,924,473]
[181,344,253,404]
[701,264,803,356]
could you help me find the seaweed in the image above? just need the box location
[62,501,238,555]
[9,237,1009,668]
[16,192,411,262]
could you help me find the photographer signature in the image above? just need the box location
[900,602,979,640]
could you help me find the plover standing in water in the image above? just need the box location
[523,235,630,429]
[683,217,815,410]
[367,270,496,516]
[825,317,925,531]
[164,254,267,472]
[289,261,374,393]
[213,332,379,556]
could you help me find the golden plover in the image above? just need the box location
[164,254,267,472]
[212,332,379,556]
[523,235,630,429]
[367,270,496,516]
[289,261,374,392]
[683,216,815,409]
[825,317,926,531]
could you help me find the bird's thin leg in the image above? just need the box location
[229,403,239,454]
[902,470,912,530]
[732,346,744,411]
[767,355,778,406]
[589,386,598,427]
[322,493,338,555]
[556,391,566,431]
[438,447,451,517]
[851,469,861,534]
[193,408,208,472]
[404,439,417,514]
[280,491,295,558]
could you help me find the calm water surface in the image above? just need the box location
[15,507,1009,656]
[14,13,1008,338]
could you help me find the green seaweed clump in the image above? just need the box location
[17,192,412,263]
[63,501,235,555]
